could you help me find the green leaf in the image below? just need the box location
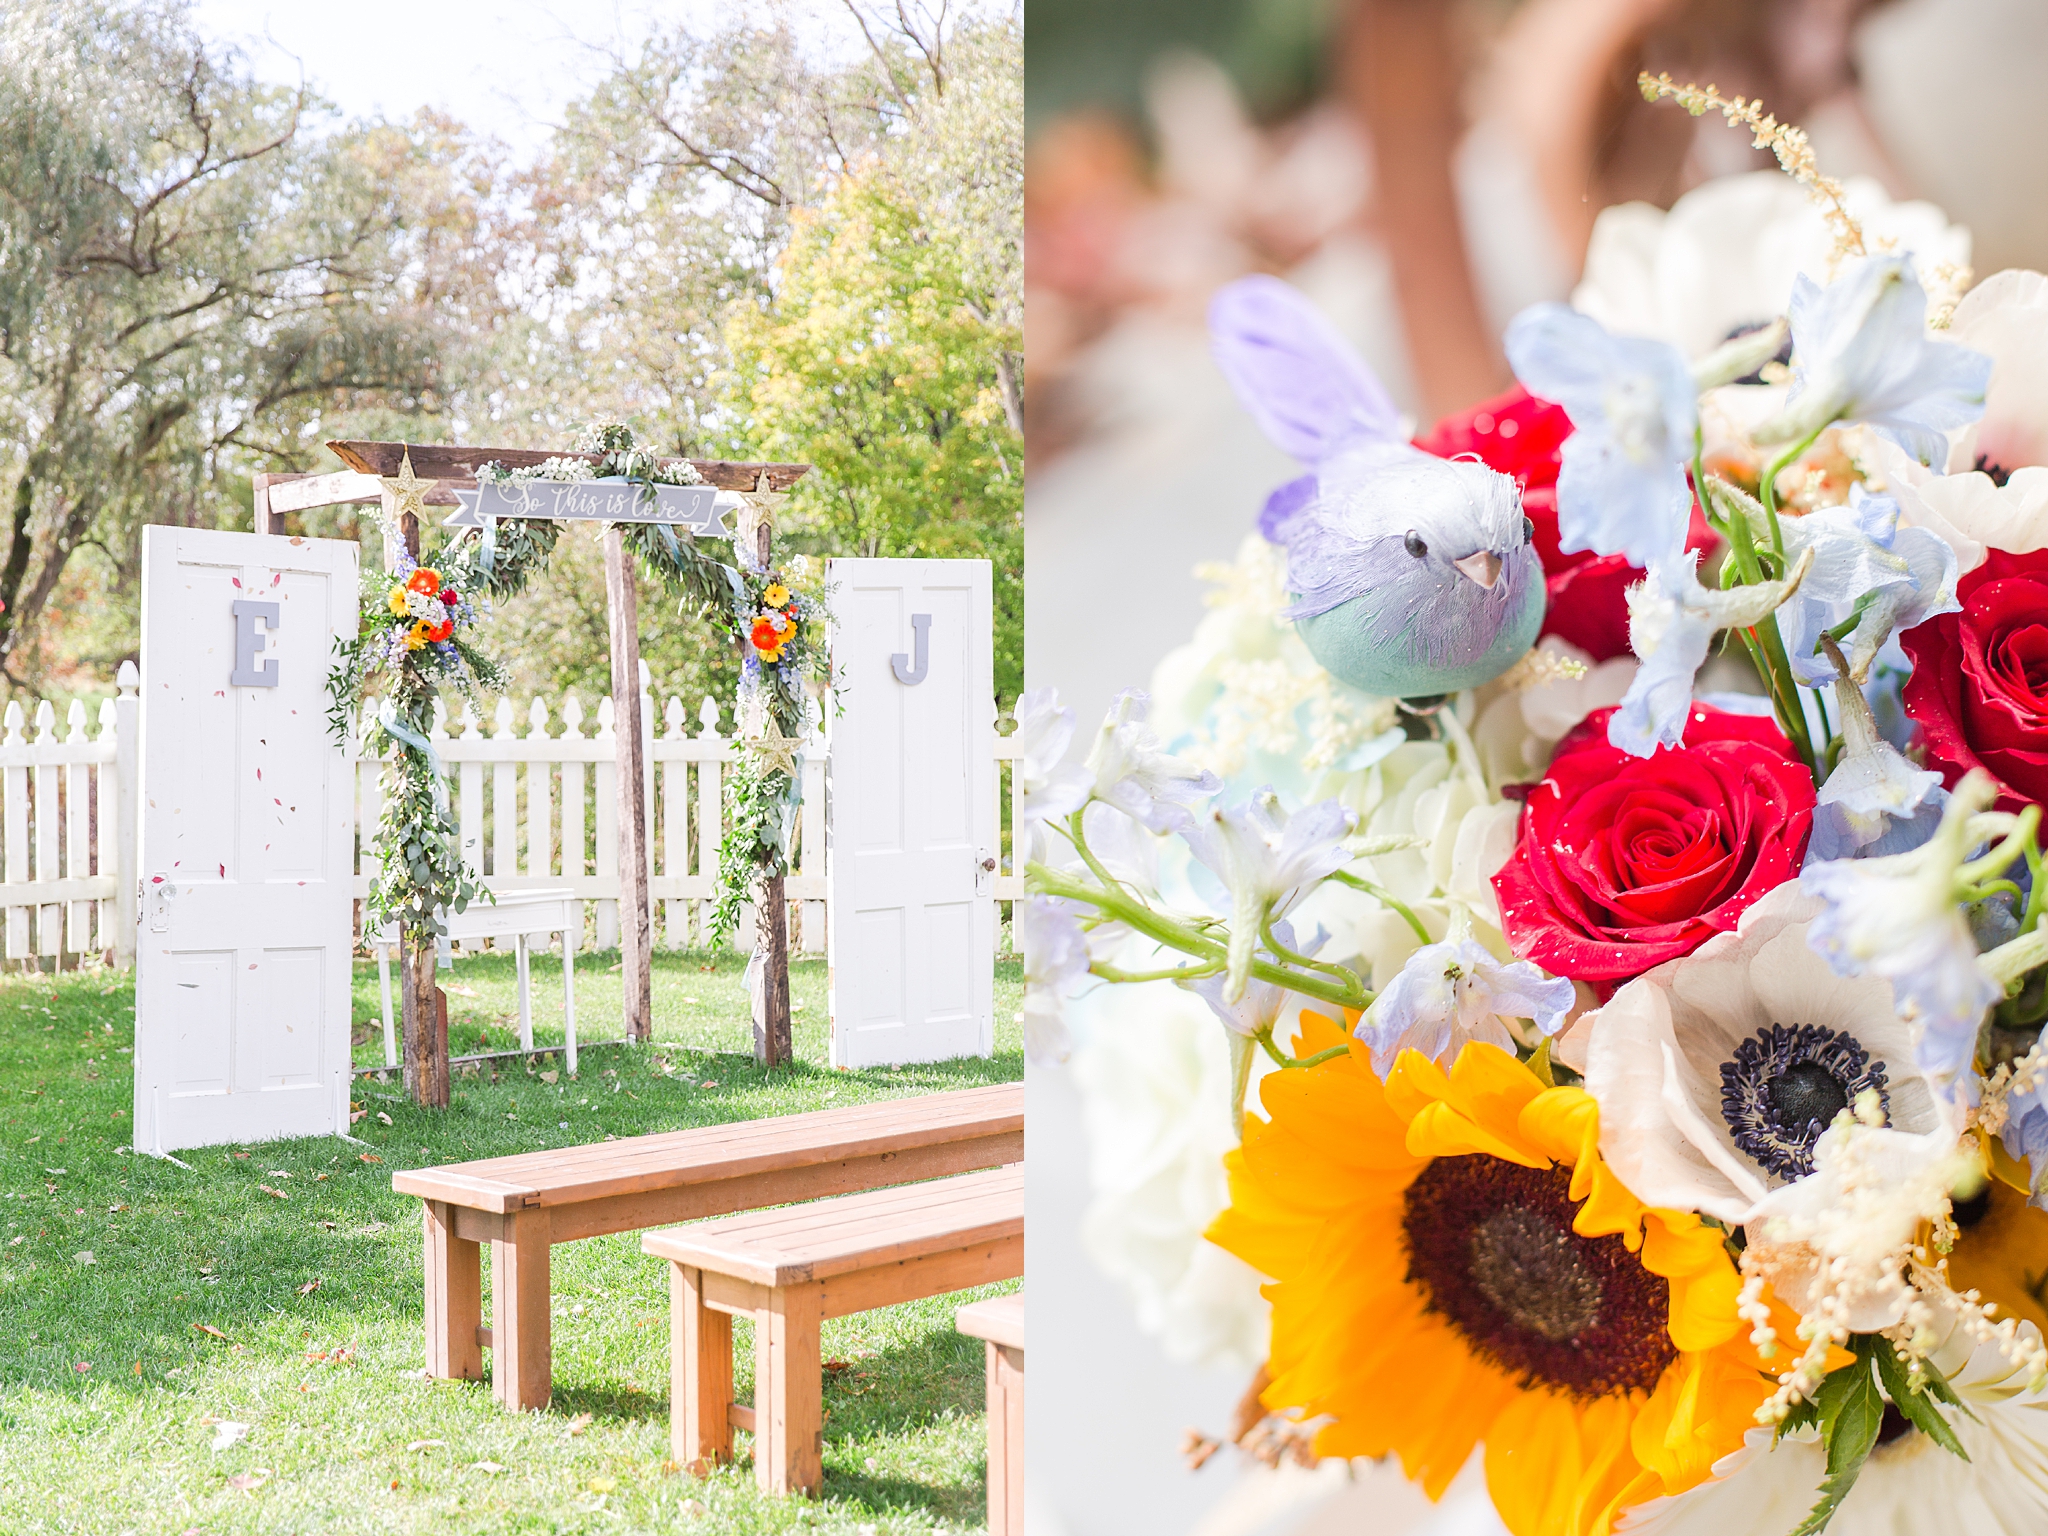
[1870,1337,1971,1460]
[1788,1345,1885,1536]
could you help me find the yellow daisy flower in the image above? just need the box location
[762,582,790,607]
[1208,1016,1779,1536]
[1947,1173,2048,1335]
[388,587,410,617]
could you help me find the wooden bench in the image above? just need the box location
[957,1293,1024,1535]
[391,1082,1022,1411]
[646,1164,1023,1497]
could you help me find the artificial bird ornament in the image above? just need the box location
[1210,276,1544,700]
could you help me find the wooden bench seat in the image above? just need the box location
[391,1081,1022,1410]
[645,1164,1024,1497]
[957,1293,1024,1535]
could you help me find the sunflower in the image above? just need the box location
[1948,1171,2048,1336]
[1208,1013,1779,1536]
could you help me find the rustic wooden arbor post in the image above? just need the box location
[253,441,810,1100]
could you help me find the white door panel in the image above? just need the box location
[134,528,357,1154]
[828,559,994,1067]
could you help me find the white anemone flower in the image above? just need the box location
[1572,171,1970,361]
[1617,1309,2048,1536]
[1083,688,1222,834]
[1586,884,1953,1226]
[1875,269,2048,573]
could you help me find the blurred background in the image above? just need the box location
[1021,2,2048,1533]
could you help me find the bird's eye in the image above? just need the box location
[1404,530,1428,559]
[1522,515,1535,542]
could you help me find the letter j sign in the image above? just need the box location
[231,599,281,687]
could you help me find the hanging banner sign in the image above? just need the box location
[444,476,729,533]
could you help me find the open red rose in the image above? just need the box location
[1416,386,1713,661]
[1902,547,2048,811]
[1491,704,1816,984]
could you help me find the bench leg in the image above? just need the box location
[755,1283,823,1497]
[987,1340,1024,1535]
[423,1200,483,1381]
[672,1263,731,1466]
[491,1208,552,1411]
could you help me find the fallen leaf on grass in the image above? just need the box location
[305,1344,356,1365]
[406,1438,446,1452]
[209,1420,250,1450]
[225,1471,268,1493]
[565,1412,594,1436]
[357,1154,382,1164]
[193,1324,230,1342]
[376,1111,393,1125]
[538,1070,558,1085]
[107,1203,128,1214]
[349,1109,367,1124]
[265,1170,291,1179]
[258,1186,289,1200]
[296,1279,321,1295]
[73,1250,94,1266]
[73,1361,90,1373]
[680,1498,708,1517]
[444,983,479,998]
[314,1220,339,1231]
[589,1476,617,1493]
[472,1460,507,1474]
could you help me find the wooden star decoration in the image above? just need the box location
[746,717,802,778]
[379,445,438,528]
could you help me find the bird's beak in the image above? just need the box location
[1452,550,1503,589]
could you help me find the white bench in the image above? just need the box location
[370,888,582,1072]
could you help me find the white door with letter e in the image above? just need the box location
[133,527,358,1154]
[827,558,994,1067]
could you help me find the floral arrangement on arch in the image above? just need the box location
[1025,81,2048,1536]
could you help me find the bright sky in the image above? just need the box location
[187,0,873,157]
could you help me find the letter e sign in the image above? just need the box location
[231,599,281,688]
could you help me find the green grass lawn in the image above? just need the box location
[0,950,1024,1535]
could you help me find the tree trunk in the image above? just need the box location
[604,526,653,1042]
[752,873,793,1067]
[401,931,449,1109]
[750,517,794,1069]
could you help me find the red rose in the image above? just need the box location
[1902,547,2048,811]
[1415,386,1713,661]
[1491,704,1816,984]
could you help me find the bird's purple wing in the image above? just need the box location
[1209,276,1403,464]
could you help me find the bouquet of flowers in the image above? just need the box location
[1027,82,2048,1536]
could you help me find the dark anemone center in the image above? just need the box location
[1975,453,2014,488]
[1767,1061,1850,1132]
[1401,1157,1676,1401]
[1721,1023,1888,1182]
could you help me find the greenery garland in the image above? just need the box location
[325,423,829,958]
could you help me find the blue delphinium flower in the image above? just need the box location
[1183,790,1354,1002]
[1083,689,1222,836]
[1803,779,2002,1102]
[1504,303,1697,570]
[1757,255,1991,467]
[1184,920,1326,1038]
[1607,549,1812,757]
[1775,486,1958,687]
[1804,675,1947,865]
[2000,1027,2048,1208]
[1355,936,1575,1076]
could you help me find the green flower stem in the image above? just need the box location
[1253,1027,1351,1071]
[1984,926,2048,992]
[1029,863,1374,1014]
[2024,843,2047,936]
[1260,914,1363,990]
[1090,961,1224,984]
[1960,807,2041,889]
[1759,427,1825,555]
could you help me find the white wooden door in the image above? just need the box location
[133,528,358,1154]
[827,558,995,1067]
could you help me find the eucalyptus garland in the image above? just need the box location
[326,423,829,957]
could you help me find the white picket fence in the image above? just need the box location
[0,660,1025,966]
